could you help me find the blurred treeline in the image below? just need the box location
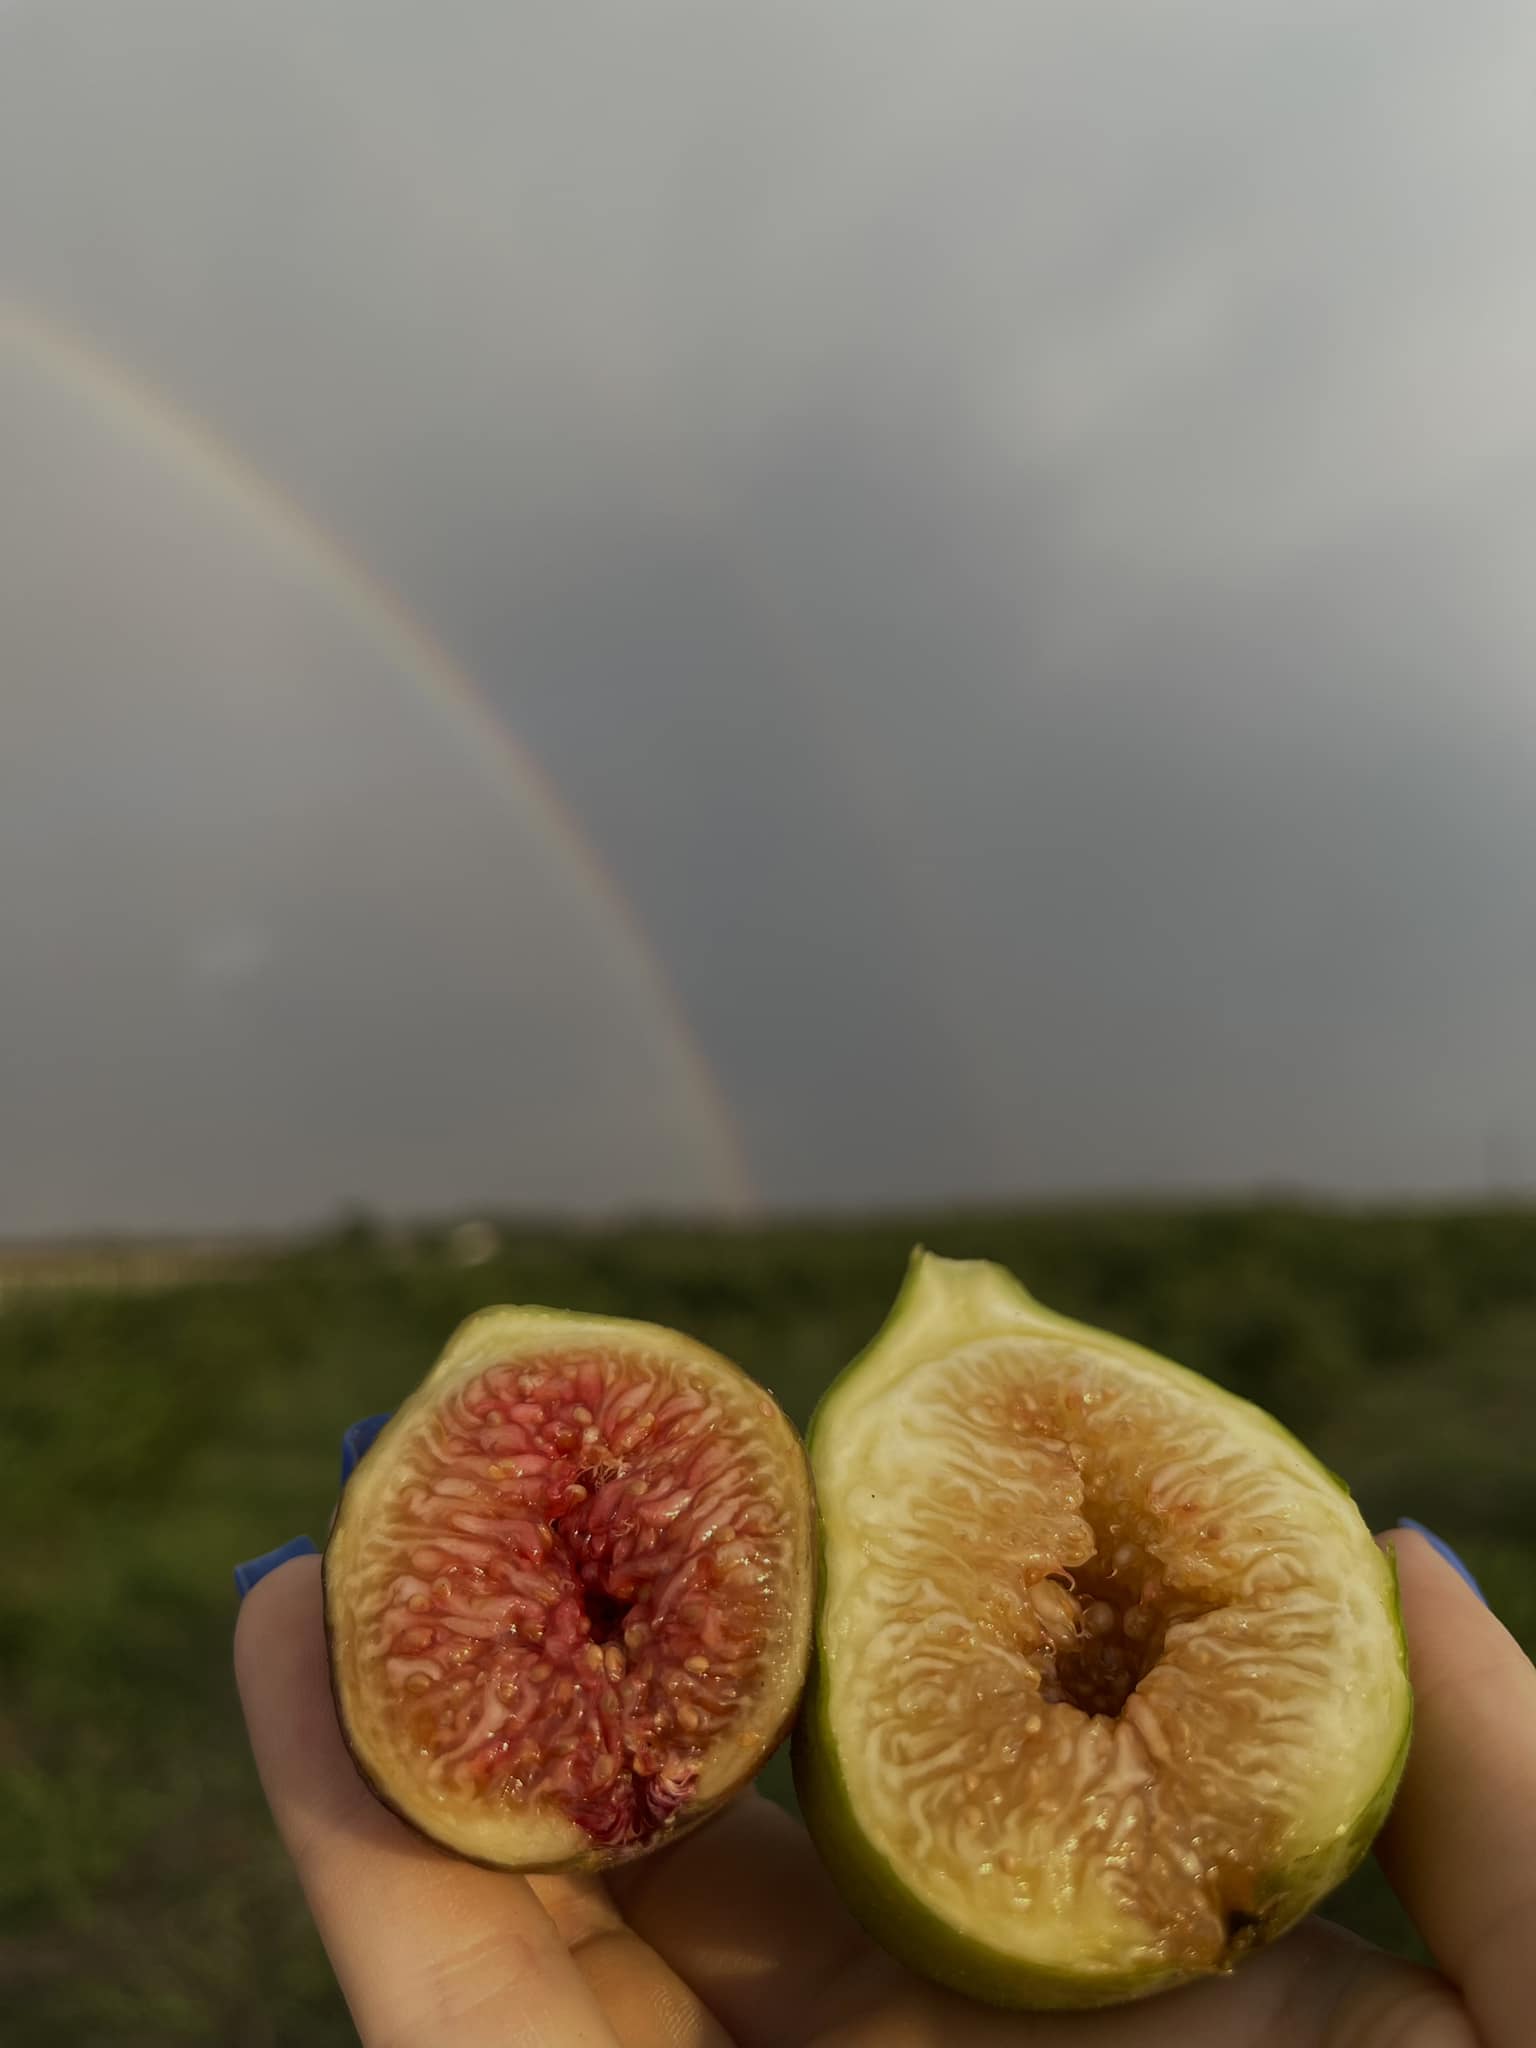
[4,1206,1533,2043]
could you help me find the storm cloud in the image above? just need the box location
[3,1,1534,1230]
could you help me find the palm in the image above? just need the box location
[238,1537,1527,2047]
[580,1804,1450,2048]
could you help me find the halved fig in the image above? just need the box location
[794,1252,1411,2008]
[325,1305,814,1870]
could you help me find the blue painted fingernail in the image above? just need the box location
[340,1412,393,1488]
[233,1535,318,1600]
[1397,1520,1486,1603]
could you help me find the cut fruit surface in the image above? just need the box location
[326,1306,813,1870]
[794,1252,1411,2008]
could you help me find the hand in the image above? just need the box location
[235,1525,1534,2046]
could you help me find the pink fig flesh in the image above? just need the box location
[325,1307,814,1870]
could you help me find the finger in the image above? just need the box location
[608,1786,888,2047]
[1375,1527,1536,2048]
[235,1553,621,2048]
[531,1873,734,2048]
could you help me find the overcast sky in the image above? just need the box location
[3,1,1535,1233]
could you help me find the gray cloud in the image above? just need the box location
[3,0,1535,1228]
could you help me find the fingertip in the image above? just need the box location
[232,1548,357,1827]
[233,1535,319,1601]
[233,1547,323,1684]
[1393,1520,1486,1605]
[1392,1523,1490,1597]
[339,1411,393,1489]
[1375,1521,1536,2046]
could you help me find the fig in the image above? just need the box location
[794,1251,1411,2008]
[325,1305,814,1870]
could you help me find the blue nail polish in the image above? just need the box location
[234,1535,318,1599]
[1397,1520,1486,1603]
[340,1412,393,1488]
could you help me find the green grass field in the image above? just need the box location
[5,1206,1535,2043]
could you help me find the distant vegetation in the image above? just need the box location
[6,1206,1534,2043]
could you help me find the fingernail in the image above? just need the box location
[233,1535,318,1599]
[340,1412,393,1488]
[1397,1520,1486,1603]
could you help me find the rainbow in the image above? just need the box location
[0,301,754,1213]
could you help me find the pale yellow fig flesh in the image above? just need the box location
[326,1306,814,1871]
[794,1252,1411,2008]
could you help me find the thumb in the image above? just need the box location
[235,1551,621,2048]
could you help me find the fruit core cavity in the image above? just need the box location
[1026,1507,1220,1721]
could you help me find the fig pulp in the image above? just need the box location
[794,1252,1411,2008]
[325,1306,814,1870]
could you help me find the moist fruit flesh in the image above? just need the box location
[326,1306,814,1871]
[794,1251,1411,2008]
